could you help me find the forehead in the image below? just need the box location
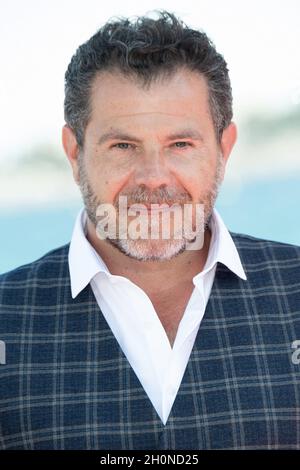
[89,68,212,125]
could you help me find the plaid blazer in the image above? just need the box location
[0,232,300,450]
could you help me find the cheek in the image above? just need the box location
[172,154,216,199]
[87,153,133,201]
[82,141,132,201]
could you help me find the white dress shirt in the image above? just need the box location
[68,207,247,425]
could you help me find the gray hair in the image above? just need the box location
[64,10,233,148]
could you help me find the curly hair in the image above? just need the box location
[64,10,233,148]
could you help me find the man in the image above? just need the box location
[0,11,300,450]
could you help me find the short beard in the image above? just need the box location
[77,153,223,261]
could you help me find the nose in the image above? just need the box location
[134,148,173,189]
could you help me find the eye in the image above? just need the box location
[173,141,191,148]
[113,143,132,150]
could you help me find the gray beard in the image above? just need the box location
[77,154,223,261]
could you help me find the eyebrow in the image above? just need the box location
[97,128,204,146]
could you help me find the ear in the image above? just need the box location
[220,121,237,166]
[62,125,80,184]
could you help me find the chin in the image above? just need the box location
[108,238,188,261]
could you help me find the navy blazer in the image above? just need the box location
[0,232,300,449]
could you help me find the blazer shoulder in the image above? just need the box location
[230,231,300,263]
[0,243,70,286]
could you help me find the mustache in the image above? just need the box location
[115,186,192,208]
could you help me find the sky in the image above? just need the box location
[0,0,299,162]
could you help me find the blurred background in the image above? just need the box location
[0,0,299,273]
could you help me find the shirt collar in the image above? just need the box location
[195,207,247,281]
[68,207,110,298]
[69,206,247,299]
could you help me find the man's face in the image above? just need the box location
[65,67,236,261]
